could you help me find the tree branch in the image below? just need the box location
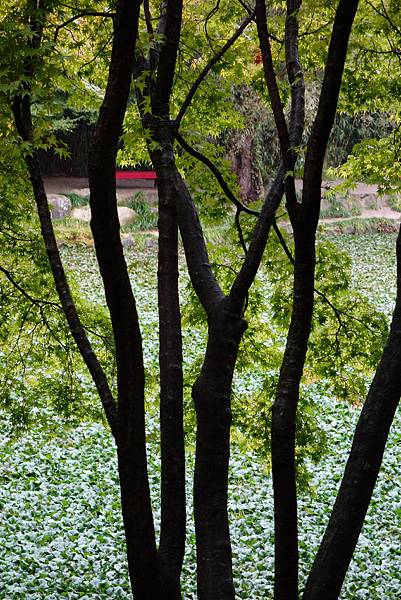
[54,11,115,41]
[175,12,255,128]
[175,132,259,217]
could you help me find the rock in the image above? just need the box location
[48,194,72,220]
[144,237,158,250]
[71,207,91,222]
[70,206,137,226]
[343,225,355,235]
[118,206,137,226]
[121,234,135,249]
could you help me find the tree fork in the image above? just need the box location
[270,1,360,597]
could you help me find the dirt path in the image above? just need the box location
[44,176,400,222]
[43,176,157,201]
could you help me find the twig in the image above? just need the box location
[175,12,255,127]
[272,223,381,337]
[54,11,115,41]
[0,266,62,310]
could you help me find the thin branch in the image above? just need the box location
[175,132,259,216]
[204,0,221,51]
[271,224,380,337]
[0,266,62,310]
[78,31,114,72]
[175,12,255,127]
[143,0,154,34]
[235,208,249,255]
[54,11,115,41]
[365,0,401,38]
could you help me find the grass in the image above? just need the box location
[319,217,400,234]
[123,191,158,231]
[387,194,401,212]
[320,195,362,219]
[65,193,90,208]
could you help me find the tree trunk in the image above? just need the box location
[154,134,186,599]
[193,299,247,600]
[303,231,401,600]
[271,234,315,600]
[88,1,161,596]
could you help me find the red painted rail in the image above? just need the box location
[115,170,157,180]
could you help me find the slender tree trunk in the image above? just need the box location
[303,231,401,600]
[154,133,186,599]
[192,300,247,600]
[269,2,359,597]
[153,137,243,599]
[271,233,315,600]
[88,1,161,596]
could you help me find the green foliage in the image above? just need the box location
[123,192,158,231]
[330,133,401,195]
[0,163,115,431]
[1,231,401,598]
[181,218,388,486]
[66,193,89,208]
[320,195,362,219]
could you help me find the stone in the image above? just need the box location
[343,225,355,235]
[144,237,158,250]
[71,207,91,222]
[121,234,135,249]
[117,207,137,226]
[48,194,72,220]
[70,206,137,226]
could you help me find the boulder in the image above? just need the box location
[48,194,72,220]
[118,206,137,226]
[70,206,137,226]
[71,207,91,222]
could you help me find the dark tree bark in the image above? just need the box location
[255,1,359,598]
[192,300,247,600]
[146,7,288,596]
[12,2,400,600]
[139,1,187,595]
[152,131,186,599]
[87,1,161,597]
[303,230,401,599]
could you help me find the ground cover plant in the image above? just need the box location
[0,236,400,599]
[1,1,401,599]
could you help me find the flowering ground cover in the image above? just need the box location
[0,233,400,599]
